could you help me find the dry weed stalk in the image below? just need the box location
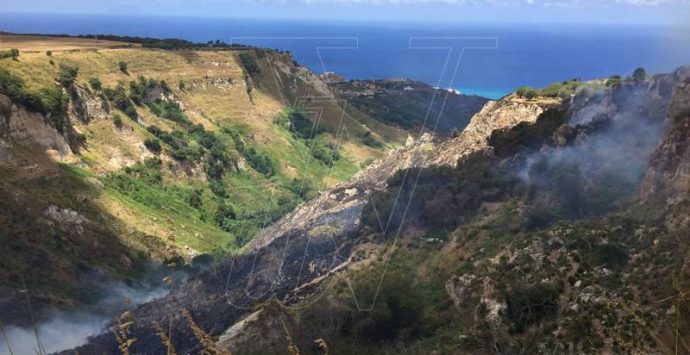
[313,338,329,355]
[280,317,300,355]
[115,311,137,355]
[181,309,231,355]
[152,320,177,355]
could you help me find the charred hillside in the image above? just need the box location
[68,66,690,354]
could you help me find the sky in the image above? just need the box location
[2,0,690,25]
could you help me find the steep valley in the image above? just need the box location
[0,33,489,352]
[4,34,690,355]
[66,66,690,354]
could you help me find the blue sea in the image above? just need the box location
[2,13,690,99]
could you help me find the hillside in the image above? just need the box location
[61,66,690,355]
[1,33,494,330]
[330,78,489,135]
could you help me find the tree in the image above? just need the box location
[57,63,79,87]
[633,67,646,83]
[118,61,129,75]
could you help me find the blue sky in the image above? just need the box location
[2,0,689,25]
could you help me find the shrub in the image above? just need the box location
[310,136,340,167]
[89,77,102,91]
[586,243,629,269]
[113,113,123,127]
[361,131,383,148]
[0,49,19,60]
[188,189,203,209]
[342,256,424,341]
[516,86,529,97]
[144,138,162,154]
[505,283,560,333]
[118,61,129,74]
[104,85,137,120]
[524,88,538,100]
[238,52,261,77]
[244,147,275,177]
[209,180,227,198]
[606,75,622,87]
[57,63,79,87]
[148,99,189,124]
[215,202,237,231]
[46,50,52,56]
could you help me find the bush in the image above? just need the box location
[215,202,237,231]
[361,131,383,148]
[209,180,227,198]
[112,113,123,127]
[118,61,129,74]
[524,88,538,100]
[310,136,340,167]
[0,49,19,60]
[188,189,203,209]
[144,138,162,154]
[586,243,629,269]
[244,147,275,177]
[89,77,102,91]
[516,86,529,97]
[606,75,622,87]
[57,63,79,87]
[505,283,560,333]
[238,52,261,77]
[46,50,52,56]
[148,99,189,124]
[104,85,137,120]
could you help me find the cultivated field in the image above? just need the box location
[0,33,138,52]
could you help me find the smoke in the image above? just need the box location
[0,282,167,355]
[519,81,667,211]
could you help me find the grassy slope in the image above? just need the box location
[0,41,406,312]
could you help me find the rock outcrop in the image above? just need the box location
[0,93,72,163]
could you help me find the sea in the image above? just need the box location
[2,13,690,99]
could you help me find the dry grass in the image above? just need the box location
[152,320,178,355]
[0,34,138,52]
[115,311,137,355]
[182,309,231,355]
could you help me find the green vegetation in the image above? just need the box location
[516,80,583,100]
[0,48,19,60]
[238,52,261,77]
[633,67,646,83]
[273,109,341,167]
[112,113,123,127]
[118,60,129,74]
[57,63,79,87]
[505,283,560,333]
[89,77,102,91]
[103,84,138,120]
[0,67,69,124]
[144,138,162,154]
[606,75,622,87]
